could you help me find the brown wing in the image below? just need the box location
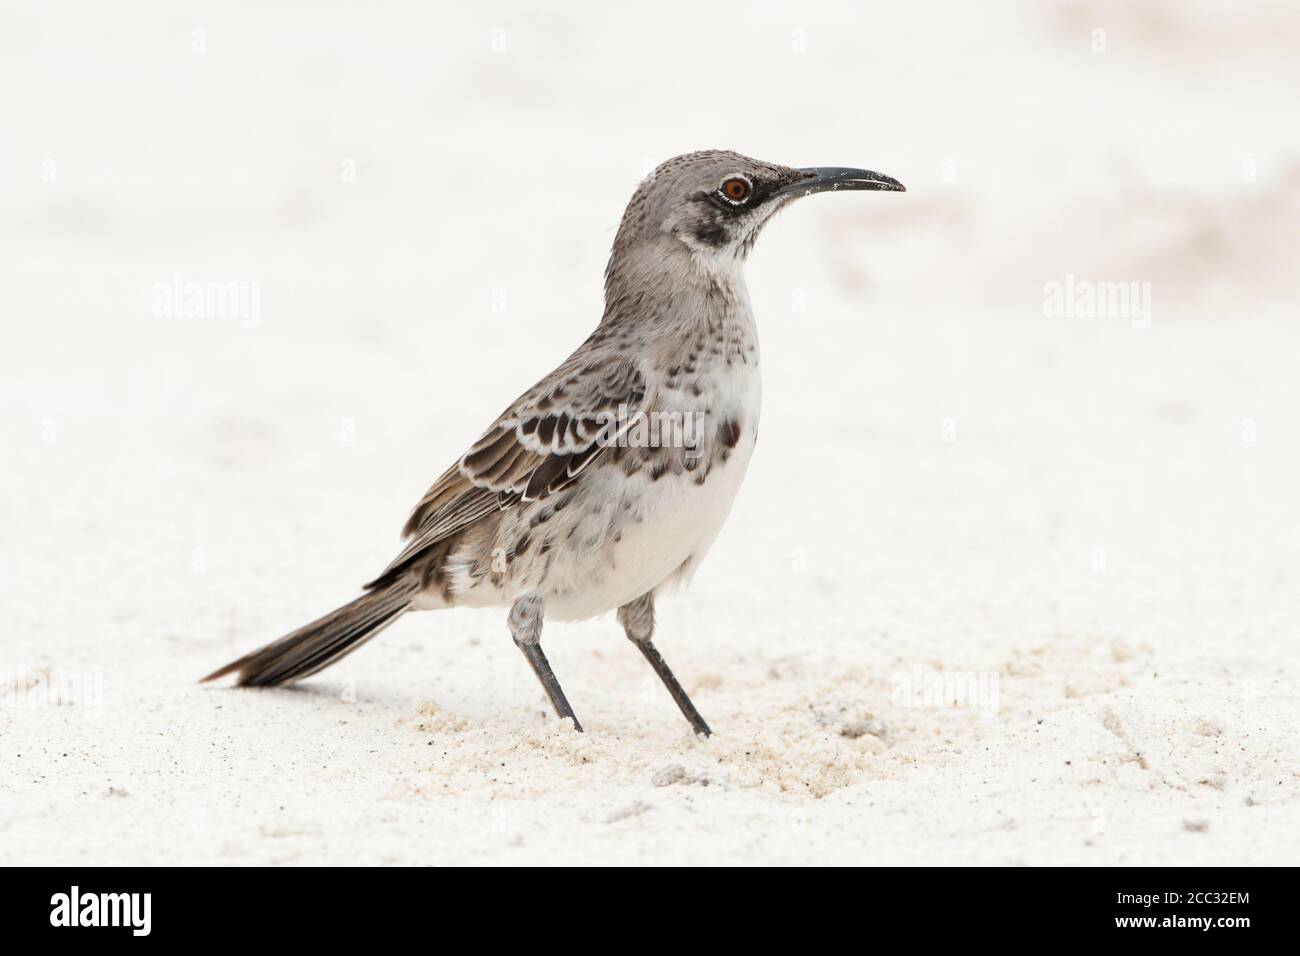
[370,352,646,585]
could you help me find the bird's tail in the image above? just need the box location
[201,577,418,687]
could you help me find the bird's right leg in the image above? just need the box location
[508,593,583,732]
[619,592,712,737]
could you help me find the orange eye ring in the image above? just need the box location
[720,176,751,203]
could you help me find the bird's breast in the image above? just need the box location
[534,354,761,619]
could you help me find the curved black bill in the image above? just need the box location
[782,166,906,197]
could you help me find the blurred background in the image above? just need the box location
[2,1,1297,864]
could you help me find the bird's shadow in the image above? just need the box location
[199,678,407,710]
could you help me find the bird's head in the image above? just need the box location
[610,149,905,275]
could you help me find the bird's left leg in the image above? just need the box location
[619,592,712,737]
[509,593,583,732]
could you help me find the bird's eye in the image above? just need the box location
[719,176,751,203]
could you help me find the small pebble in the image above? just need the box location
[605,801,652,823]
[841,718,885,739]
[651,764,687,787]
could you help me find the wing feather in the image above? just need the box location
[370,350,647,585]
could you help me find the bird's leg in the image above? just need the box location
[619,593,712,737]
[509,593,583,732]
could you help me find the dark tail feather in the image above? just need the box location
[202,579,417,687]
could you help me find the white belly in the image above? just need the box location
[543,424,758,620]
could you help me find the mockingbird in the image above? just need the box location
[204,150,904,735]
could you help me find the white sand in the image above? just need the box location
[3,1,1298,865]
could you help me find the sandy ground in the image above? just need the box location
[3,1,1298,865]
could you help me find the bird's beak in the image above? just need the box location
[780,167,906,198]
